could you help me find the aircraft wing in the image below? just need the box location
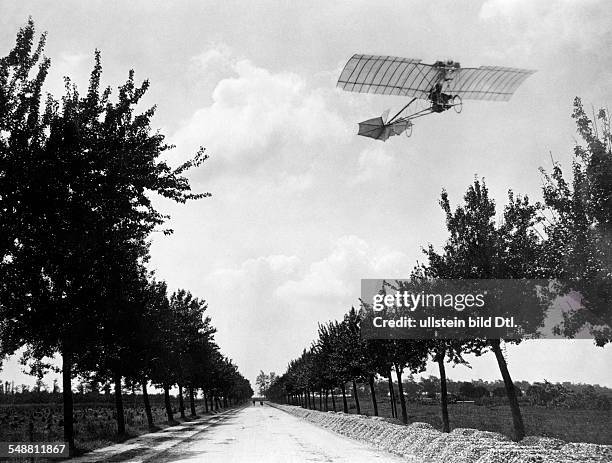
[337,54,439,99]
[447,66,536,101]
[338,54,535,102]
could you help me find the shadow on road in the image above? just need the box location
[141,408,243,463]
[66,408,247,463]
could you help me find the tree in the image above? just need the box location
[256,371,270,397]
[169,289,215,418]
[335,308,368,414]
[541,98,612,346]
[392,273,473,432]
[365,338,398,418]
[0,20,209,452]
[314,321,343,411]
[315,321,350,412]
[390,339,429,424]
[459,382,489,399]
[426,178,548,440]
[420,375,440,399]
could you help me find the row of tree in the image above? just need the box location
[0,20,252,454]
[267,100,611,441]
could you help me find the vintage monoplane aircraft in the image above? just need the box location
[337,54,535,140]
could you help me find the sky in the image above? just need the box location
[1,0,611,390]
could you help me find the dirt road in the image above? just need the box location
[75,405,405,462]
[153,404,403,463]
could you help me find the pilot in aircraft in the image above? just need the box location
[428,82,453,113]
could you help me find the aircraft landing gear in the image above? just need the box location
[453,95,463,113]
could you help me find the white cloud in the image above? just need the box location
[191,43,234,74]
[171,48,351,173]
[479,0,611,54]
[202,235,413,384]
[276,235,412,309]
[350,146,395,185]
[209,254,300,301]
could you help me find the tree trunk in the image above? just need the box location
[319,389,322,410]
[61,350,75,455]
[437,353,450,432]
[203,392,209,413]
[324,389,329,411]
[141,378,154,429]
[178,384,186,419]
[164,384,174,423]
[368,375,378,416]
[395,364,408,424]
[331,388,337,411]
[387,371,396,418]
[340,383,348,413]
[114,372,126,436]
[352,380,361,414]
[189,386,197,417]
[491,339,525,441]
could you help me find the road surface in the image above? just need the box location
[73,405,405,463]
[154,405,404,463]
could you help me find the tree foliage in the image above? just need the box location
[541,98,612,346]
[0,19,250,452]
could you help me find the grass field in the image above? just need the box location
[310,396,612,445]
[0,400,208,453]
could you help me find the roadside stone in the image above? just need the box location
[268,403,612,463]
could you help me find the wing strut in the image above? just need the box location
[387,97,417,124]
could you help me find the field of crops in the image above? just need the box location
[320,397,612,445]
[0,399,205,452]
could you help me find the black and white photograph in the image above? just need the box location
[0,1,611,462]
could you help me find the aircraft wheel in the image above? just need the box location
[453,95,463,113]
